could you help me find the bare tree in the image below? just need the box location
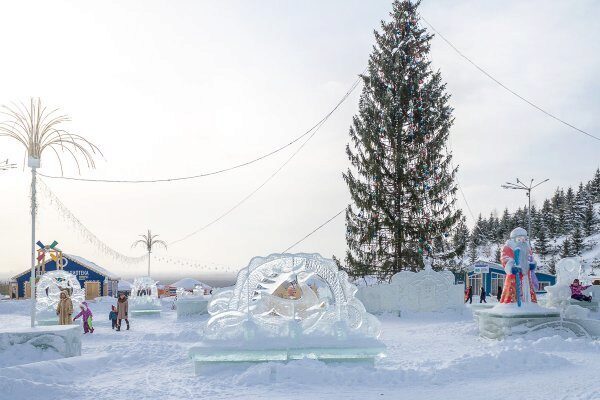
[0,98,100,327]
[132,230,167,277]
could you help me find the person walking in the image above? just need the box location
[56,290,73,325]
[464,286,473,304]
[497,286,502,302]
[109,305,118,329]
[73,301,94,334]
[480,286,487,303]
[116,293,130,331]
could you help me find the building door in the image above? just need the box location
[85,281,100,300]
[491,272,504,296]
[25,281,31,299]
[468,274,483,296]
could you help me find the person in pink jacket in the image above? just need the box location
[570,279,592,302]
[73,301,95,333]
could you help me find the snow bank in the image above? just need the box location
[231,347,569,387]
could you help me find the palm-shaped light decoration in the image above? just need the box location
[132,230,167,277]
[0,98,101,327]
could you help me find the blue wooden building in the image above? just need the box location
[458,260,556,297]
[11,254,120,300]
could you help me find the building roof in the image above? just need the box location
[169,277,211,290]
[117,280,133,290]
[12,253,120,280]
[64,254,120,280]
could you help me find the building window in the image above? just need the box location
[468,274,483,295]
[491,272,504,296]
[538,281,551,292]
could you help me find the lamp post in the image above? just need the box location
[0,98,100,327]
[501,178,549,240]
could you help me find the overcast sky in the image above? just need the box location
[0,0,598,281]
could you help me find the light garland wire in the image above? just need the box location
[37,178,147,264]
[152,254,237,273]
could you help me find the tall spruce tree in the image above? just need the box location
[571,227,584,255]
[343,0,460,280]
[582,200,597,236]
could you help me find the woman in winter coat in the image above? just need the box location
[73,301,94,333]
[56,290,73,325]
[116,293,130,331]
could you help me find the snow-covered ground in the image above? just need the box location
[1,298,599,400]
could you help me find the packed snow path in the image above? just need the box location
[0,299,599,400]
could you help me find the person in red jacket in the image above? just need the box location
[464,286,473,304]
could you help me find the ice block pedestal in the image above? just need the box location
[189,332,385,374]
[176,297,209,318]
[474,304,563,339]
[0,325,81,359]
[129,277,162,317]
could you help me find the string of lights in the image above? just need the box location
[37,178,148,264]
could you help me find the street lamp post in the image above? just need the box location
[0,99,100,327]
[501,178,549,241]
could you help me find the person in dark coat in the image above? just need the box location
[116,293,130,331]
[464,286,473,304]
[497,286,502,302]
[480,286,487,303]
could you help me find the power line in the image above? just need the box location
[420,16,600,143]
[169,78,362,246]
[282,208,345,253]
[38,73,364,184]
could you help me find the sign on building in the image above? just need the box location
[473,265,489,274]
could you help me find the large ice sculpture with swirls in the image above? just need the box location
[204,253,381,340]
[35,270,85,325]
[129,277,161,314]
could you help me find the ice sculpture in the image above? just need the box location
[545,258,598,312]
[204,253,380,339]
[474,256,600,339]
[129,277,161,316]
[189,253,384,372]
[391,259,462,312]
[35,270,85,325]
[356,259,463,314]
[176,287,210,318]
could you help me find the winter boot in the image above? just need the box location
[126,320,130,330]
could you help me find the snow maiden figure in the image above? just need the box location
[499,227,538,306]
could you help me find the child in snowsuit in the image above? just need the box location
[480,287,487,303]
[109,305,118,329]
[74,301,94,333]
[570,279,592,302]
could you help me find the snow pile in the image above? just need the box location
[170,278,211,290]
[0,297,598,400]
